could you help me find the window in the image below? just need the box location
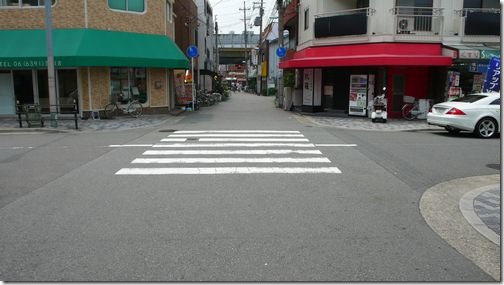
[464,0,500,8]
[304,8,309,30]
[490,98,500,105]
[110,68,147,103]
[451,95,486,102]
[0,0,54,7]
[166,0,172,22]
[108,0,144,13]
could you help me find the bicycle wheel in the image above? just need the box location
[127,101,143,118]
[104,103,119,119]
[401,103,415,120]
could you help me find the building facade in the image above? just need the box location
[195,0,216,92]
[0,0,189,117]
[278,0,500,117]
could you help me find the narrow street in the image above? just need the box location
[0,93,499,281]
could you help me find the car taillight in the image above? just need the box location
[446,108,466,115]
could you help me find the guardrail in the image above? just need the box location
[391,6,443,35]
[16,99,79,130]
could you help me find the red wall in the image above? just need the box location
[387,67,429,118]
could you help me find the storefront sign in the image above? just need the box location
[481,50,500,60]
[0,60,63,68]
[473,74,484,92]
[483,57,500,93]
[458,49,480,59]
[468,63,488,73]
[448,87,462,100]
[303,69,314,105]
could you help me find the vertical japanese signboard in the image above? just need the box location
[483,57,500,93]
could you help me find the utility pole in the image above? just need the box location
[276,0,285,108]
[239,1,250,89]
[45,0,58,127]
[254,0,264,95]
[215,16,219,74]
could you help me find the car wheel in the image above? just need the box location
[474,117,497,138]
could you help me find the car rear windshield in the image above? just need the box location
[451,95,486,103]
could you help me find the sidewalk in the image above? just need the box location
[0,112,185,133]
[295,112,443,132]
[420,175,501,281]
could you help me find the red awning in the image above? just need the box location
[279,43,452,68]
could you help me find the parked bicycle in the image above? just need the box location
[104,91,143,119]
[401,96,429,120]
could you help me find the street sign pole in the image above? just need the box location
[192,57,195,111]
[186,45,199,112]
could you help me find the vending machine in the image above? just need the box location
[348,75,369,116]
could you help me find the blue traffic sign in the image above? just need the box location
[186,45,199,58]
[276,47,287,58]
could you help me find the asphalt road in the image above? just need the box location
[0,93,499,281]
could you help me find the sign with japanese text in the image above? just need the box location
[483,57,500,93]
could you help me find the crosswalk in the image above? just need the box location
[115,130,342,175]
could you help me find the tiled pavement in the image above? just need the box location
[473,188,501,236]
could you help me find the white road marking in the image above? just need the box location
[143,149,323,155]
[174,130,300,134]
[116,167,342,175]
[315,144,358,147]
[132,157,331,164]
[159,138,187,142]
[198,138,309,142]
[108,144,154,147]
[0,146,35,150]
[169,134,304,137]
[152,143,316,148]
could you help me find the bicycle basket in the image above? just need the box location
[403,96,415,103]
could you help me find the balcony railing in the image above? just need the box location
[456,8,500,36]
[314,8,374,38]
[391,7,443,35]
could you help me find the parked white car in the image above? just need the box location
[427,92,501,138]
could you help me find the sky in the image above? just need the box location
[208,0,277,34]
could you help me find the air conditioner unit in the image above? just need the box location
[397,16,414,34]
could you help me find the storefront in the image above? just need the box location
[442,44,500,99]
[279,43,452,117]
[0,28,189,116]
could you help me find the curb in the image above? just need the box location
[420,175,501,281]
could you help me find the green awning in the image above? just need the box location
[0,29,189,69]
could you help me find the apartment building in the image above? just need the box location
[0,0,189,117]
[194,0,216,92]
[278,0,500,117]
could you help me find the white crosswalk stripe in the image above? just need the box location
[115,130,342,175]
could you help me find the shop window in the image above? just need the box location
[13,70,34,104]
[0,0,55,7]
[110,68,147,103]
[108,0,144,13]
